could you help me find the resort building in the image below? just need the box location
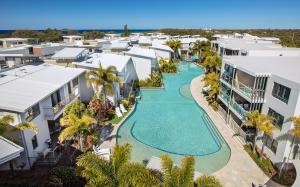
[150,43,173,60]
[0,38,28,48]
[32,43,64,58]
[218,56,300,164]
[125,47,158,80]
[0,63,93,170]
[51,47,88,63]
[62,35,84,45]
[73,53,138,104]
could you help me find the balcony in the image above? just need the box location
[232,80,254,99]
[221,73,233,85]
[44,93,77,120]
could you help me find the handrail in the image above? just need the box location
[202,114,224,145]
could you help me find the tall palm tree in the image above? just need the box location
[160,155,195,187]
[166,40,182,59]
[0,114,38,142]
[59,114,96,151]
[77,143,159,187]
[86,65,120,106]
[245,111,275,158]
[202,54,221,73]
[191,40,210,57]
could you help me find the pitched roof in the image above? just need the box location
[52,47,86,59]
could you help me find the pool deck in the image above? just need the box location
[190,75,269,187]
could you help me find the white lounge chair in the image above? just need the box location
[120,104,127,113]
[93,145,111,155]
[116,107,123,117]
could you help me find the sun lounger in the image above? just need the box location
[93,145,111,155]
[120,104,128,113]
[116,107,123,117]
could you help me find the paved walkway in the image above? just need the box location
[190,75,269,187]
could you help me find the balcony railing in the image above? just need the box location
[232,80,254,99]
[44,93,77,119]
[219,91,248,120]
[221,73,233,85]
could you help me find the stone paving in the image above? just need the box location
[190,75,270,187]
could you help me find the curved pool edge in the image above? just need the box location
[189,75,232,174]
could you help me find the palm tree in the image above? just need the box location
[203,72,220,105]
[166,40,182,59]
[160,155,195,187]
[202,54,221,73]
[195,175,222,187]
[191,40,210,57]
[76,143,159,186]
[59,113,96,151]
[0,114,38,142]
[0,114,38,173]
[245,111,275,158]
[86,65,120,106]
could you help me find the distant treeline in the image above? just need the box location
[0,28,106,42]
[158,29,300,48]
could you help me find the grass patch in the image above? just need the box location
[107,111,129,125]
[244,144,276,177]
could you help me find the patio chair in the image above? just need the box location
[116,107,123,117]
[93,145,111,155]
[120,104,128,113]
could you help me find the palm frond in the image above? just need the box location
[178,156,195,187]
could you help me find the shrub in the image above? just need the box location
[48,166,79,186]
[139,71,162,87]
[121,99,130,109]
[159,58,177,73]
[63,100,86,118]
[195,175,222,187]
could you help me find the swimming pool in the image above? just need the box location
[117,63,230,174]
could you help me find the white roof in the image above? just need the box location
[223,56,300,84]
[109,42,129,50]
[150,44,173,52]
[0,38,27,42]
[0,136,24,165]
[0,64,85,112]
[52,47,86,59]
[125,47,156,59]
[73,53,131,72]
[180,38,208,44]
[63,35,83,38]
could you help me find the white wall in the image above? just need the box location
[153,49,171,60]
[248,50,300,57]
[78,73,94,103]
[130,56,152,80]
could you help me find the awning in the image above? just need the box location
[0,136,24,165]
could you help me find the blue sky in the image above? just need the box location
[1,0,300,29]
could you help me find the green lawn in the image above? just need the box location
[107,111,129,125]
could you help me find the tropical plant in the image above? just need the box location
[159,58,177,73]
[87,97,114,124]
[166,40,182,59]
[202,54,221,73]
[63,100,86,118]
[123,24,130,37]
[86,65,120,107]
[139,71,162,87]
[195,175,222,187]
[76,144,159,187]
[160,155,195,187]
[191,40,211,57]
[203,72,220,109]
[59,114,96,151]
[0,115,38,143]
[245,111,275,158]
[48,166,80,186]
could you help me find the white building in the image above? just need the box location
[218,56,300,164]
[73,53,138,103]
[0,38,28,48]
[150,43,173,60]
[63,35,84,45]
[125,47,158,80]
[52,47,88,63]
[0,63,93,170]
[32,43,64,58]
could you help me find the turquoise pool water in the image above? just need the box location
[117,63,230,174]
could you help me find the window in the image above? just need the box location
[72,77,79,87]
[272,82,291,103]
[24,103,40,122]
[31,135,38,149]
[67,82,72,94]
[268,108,284,129]
[51,90,61,107]
[262,133,278,154]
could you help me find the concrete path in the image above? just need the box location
[190,75,269,187]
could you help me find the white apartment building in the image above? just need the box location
[73,53,138,104]
[125,47,158,80]
[0,38,28,48]
[0,64,93,170]
[63,35,84,45]
[218,56,300,164]
[150,43,173,60]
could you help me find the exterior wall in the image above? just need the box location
[248,50,300,57]
[130,56,152,80]
[33,45,64,57]
[259,75,300,163]
[0,48,29,55]
[78,73,93,103]
[153,49,171,60]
